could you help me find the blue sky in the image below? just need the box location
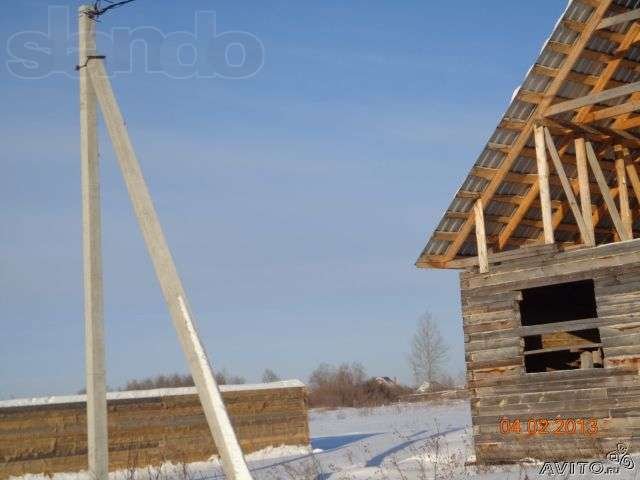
[1,1,567,398]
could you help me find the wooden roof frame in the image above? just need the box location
[417,0,640,269]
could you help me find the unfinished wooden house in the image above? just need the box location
[417,0,640,463]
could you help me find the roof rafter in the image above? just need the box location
[598,8,640,30]
[572,22,640,125]
[613,110,640,129]
[488,214,620,236]
[496,136,572,250]
[495,139,613,250]
[430,0,614,265]
[544,80,640,117]
[542,23,640,128]
[414,0,640,269]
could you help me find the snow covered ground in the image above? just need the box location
[11,400,640,479]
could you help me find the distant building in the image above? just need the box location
[416,381,438,393]
[374,376,397,387]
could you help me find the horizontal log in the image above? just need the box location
[467,346,522,363]
[0,385,309,476]
[523,342,601,356]
[469,365,637,389]
[473,371,640,396]
[466,336,523,353]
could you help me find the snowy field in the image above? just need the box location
[12,400,640,479]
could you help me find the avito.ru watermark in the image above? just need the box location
[539,443,635,476]
[6,6,265,79]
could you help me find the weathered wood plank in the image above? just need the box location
[544,127,590,243]
[463,319,519,335]
[466,337,523,353]
[576,138,596,246]
[469,365,637,389]
[467,346,522,363]
[465,247,640,290]
[586,141,630,241]
[544,80,640,116]
[474,199,489,274]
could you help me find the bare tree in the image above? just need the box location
[308,362,368,408]
[121,373,194,391]
[408,313,448,387]
[214,368,246,385]
[262,368,281,383]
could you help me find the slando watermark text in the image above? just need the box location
[6,6,265,79]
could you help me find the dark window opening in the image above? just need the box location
[519,280,603,373]
[519,279,597,326]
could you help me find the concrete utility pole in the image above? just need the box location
[79,6,108,480]
[78,5,253,479]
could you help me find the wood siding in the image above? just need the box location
[0,384,309,478]
[461,240,640,463]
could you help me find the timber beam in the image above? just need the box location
[598,9,640,30]
[544,80,640,117]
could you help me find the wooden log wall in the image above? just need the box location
[462,240,640,463]
[0,381,309,478]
